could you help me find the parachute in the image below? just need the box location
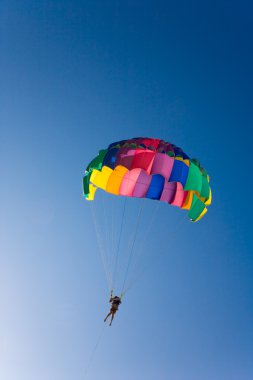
[83,137,211,222]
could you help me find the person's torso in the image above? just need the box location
[112,298,121,306]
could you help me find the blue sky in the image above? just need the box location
[1,1,253,379]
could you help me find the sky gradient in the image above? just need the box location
[1,1,253,379]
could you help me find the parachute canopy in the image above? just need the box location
[83,137,211,222]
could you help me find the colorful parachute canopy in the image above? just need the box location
[83,137,211,222]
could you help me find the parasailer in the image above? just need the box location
[83,137,212,323]
[104,290,122,326]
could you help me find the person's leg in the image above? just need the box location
[109,312,115,326]
[104,311,111,322]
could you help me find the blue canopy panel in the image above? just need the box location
[146,174,165,200]
[103,147,119,169]
[169,160,189,187]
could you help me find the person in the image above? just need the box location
[104,291,122,326]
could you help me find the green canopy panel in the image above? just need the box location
[184,162,203,193]
[188,193,207,221]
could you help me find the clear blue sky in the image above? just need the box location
[1,1,253,379]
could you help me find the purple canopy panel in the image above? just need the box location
[115,148,135,170]
[160,181,177,203]
[132,170,152,198]
[150,152,174,180]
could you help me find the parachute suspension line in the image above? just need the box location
[110,195,115,277]
[121,200,162,296]
[111,196,127,291]
[83,323,106,378]
[101,192,112,286]
[129,200,161,277]
[89,201,111,291]
[121,198,144,294]
[110,195,117,287]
